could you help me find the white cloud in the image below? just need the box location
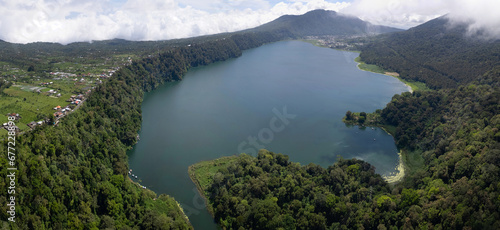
[0,0,349,44]
[341,0,500,39]
[0,0,497,44]
[340,0,449,29]
[446,0,500,39]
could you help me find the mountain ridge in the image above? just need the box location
[251,9,402,37]
[360,15,500,89]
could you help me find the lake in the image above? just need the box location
[127,40,409,229]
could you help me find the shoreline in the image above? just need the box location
[187,164,215,218]
[383,150,406,183]
[299,39,417,93]
[301,39,408,183]
[187,155,241,219]
[353,57,414,93]
[127,175,193,227]
[378,126,406,184]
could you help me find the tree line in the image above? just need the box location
[342,66,500,229]
[359,17,500,89]
[195,67,500,229]
[0,29,291,229]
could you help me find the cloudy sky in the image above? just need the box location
[0,0,497,44]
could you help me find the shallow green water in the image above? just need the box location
[127,40,409,229]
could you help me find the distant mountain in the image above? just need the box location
[0,10,402,73]
[251,9,402,37]
[360,16,500,89]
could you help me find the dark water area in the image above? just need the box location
[127,40,409,229]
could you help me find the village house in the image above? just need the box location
[27,121,37,129]
[2,122,20,133]
[54,111,64,118]
[7,113,21,121]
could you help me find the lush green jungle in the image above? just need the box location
[193,67,500,229]
[189,15,500,230]
[0,28,294,228]
[2,9,393,229]
[1,9,499,230]
[359,16,500,89]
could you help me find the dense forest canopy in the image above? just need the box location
[359,16,500,89]
[2,9,396,228]
[190,13,500,230]
[192,67,500,229]
[191,150,393,229]
[0,27,293,228]
[1,8,498,230]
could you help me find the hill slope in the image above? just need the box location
[360,16,500,89]
[190,61,500,230]
[252,9,401,37]
[0,9,403,229]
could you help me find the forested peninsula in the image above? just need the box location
[1,10,401,229]
[1,9,498,230]
[192,66,500,229]
[0,28,294,228]
[189,15,500,230]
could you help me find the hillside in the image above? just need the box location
[252,9,401,37]
[190,66,500,230]
[0,9,402,229]
[188,14,500,229]
[359,16,500,89]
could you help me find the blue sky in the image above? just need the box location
[0,0,497,44]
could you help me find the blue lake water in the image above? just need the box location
[127,40,409,229]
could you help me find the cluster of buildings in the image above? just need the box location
[6,113,21,121]
[1,122,20,133]
[39,82,53,86]
[27,120,45,129]
[1,113,21,133]
[47,89,61,97]
[303,35,365,51]
[66,94,85,105]
[53,105,73,118]
[53,94,87,119]
[50,72,77,78]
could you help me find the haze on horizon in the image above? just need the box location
[0,0,498,44]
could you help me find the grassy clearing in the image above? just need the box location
[402,149,425,175]
[354,57,431,92]
[0,129,7,136]
[0,86,69,132]
[355,57,386,74]
[380,125,397,137]
[189,156,239,192]
[188,155,239,215]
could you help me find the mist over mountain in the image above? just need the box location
[0,9,401,69]
[360,15,500,89]
[252,9,402,37]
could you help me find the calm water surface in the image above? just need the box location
[127,41,409,229]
